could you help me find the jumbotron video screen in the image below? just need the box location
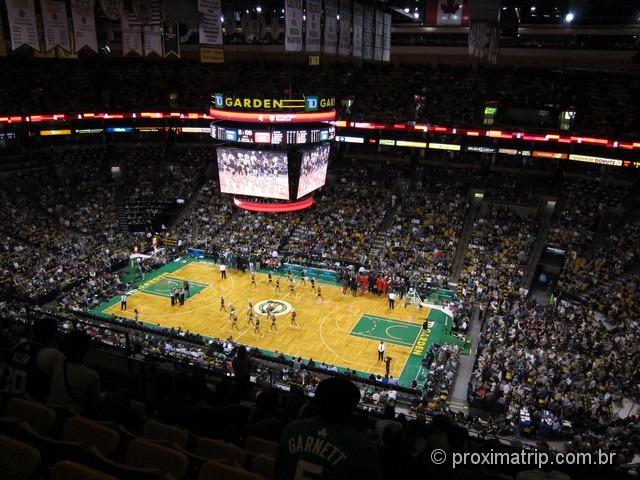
[217,147,289,200]
[297,143,330,199]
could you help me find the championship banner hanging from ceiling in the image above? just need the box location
[130,0,162,56]
[121,9,142,55]
[305,0,321,53]
[352,2,363,58]
[198,0,223,46]
[41,0,71,52]
[70,0,97,52]
[162,22,180,57]
[323,0,337,54]
[6,0,39,51]
[337,0,351,56]
[285,0,303,52]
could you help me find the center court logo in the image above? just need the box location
[255,300,293,316]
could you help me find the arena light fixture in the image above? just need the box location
[564,12,574,23]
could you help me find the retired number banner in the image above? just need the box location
[352,2,363,58]
[198,0,223,45]
[70,0,98,53]
[305,0,321,52]
[362,6,373,60]
[285,0,303,52]
[323,0,337,54]
[337,0,351,56]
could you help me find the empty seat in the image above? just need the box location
[86,447,168,480]
[194,437,246,465]
[0,434,41,480]
[6,398,56,433]
[52,460,118,480]
[126,437,189,480]
[244,436,278,456]
[62,417,120,457]
[251,454,275,480]
[143,420,189,449]
[198,460,264,480]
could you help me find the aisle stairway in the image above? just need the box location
[521,200,556,289]
[449,304,481,410]
[449,197,482,284]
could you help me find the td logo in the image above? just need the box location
[213,93,224,108]
[305,96,319,112]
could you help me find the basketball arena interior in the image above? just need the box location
[0,0,639,479]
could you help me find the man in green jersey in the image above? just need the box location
[276,377,381,480]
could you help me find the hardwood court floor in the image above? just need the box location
[103,261,430,380]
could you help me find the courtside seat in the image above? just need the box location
[0,434,42,480]
[62,417,121,457]
[194,436,246,465]
[244,436,278,456]
[250,454,275,480]
[143,420,189,449]
[198,460,264,480]
[6,397,56,434]
[126,437,189,480]
[52,460,118,480]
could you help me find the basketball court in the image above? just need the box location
[91,258,466,387]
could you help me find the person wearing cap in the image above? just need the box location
[276,377,381,480]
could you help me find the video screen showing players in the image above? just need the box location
[296,143,330,199]
[217,147,290,200]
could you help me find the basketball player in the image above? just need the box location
[268,272,273,284]
[290,309,298,328]
[251,272,257,289]
[230,311,239,330]
[248,309,255,326]
[316,285,324,303]
[275,278,281,293]
[300,273,308,286]
[247,301,253,320]
[287,270,293,282]
[270,312,278,332]
[289,279,296,297]
[310,277,316,292]
[229,305,236,322]
[220,296,227,312]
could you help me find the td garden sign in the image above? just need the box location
[212,94,335,112]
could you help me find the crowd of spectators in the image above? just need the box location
[458,205,538,306]
[1,58,639,137]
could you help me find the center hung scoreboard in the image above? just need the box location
[209,93,336,211]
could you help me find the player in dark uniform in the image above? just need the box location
[270,313,278,332]
[254,315,263,337]
[290,309,298,328]
[316,285,324,303]
[275,278,281,293]
[268,272,273,284]
[310,278,316,292]
[220,296,227,312]
[251,272,257,288]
